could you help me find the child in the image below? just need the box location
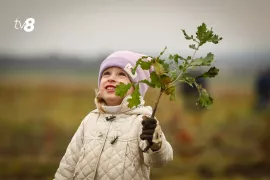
[54,51,173,180]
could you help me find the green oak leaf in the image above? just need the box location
[169,54,186,64]
[165,86,176,100]
[196,67,219,79]
[196,23,222,46]
[182,29,194,40]
[170,70,177,81]
[178,65,184,71]
[158,46,167,58]
[140,79,155,88]
[127,84,141,108]
[153,61,165,75]
[210,34,223,44]
[169,86,176,101]
[197,88,213,108]
[189,44,198,50]
[190,52,214,66]
[196,23,207,41]
[181,73,196,87]
[115,82,132,97]
[160,75,172,85]
[140,60,152,70]
[159,59,170,72]
[132,56,152,74]
[150,72,161,88]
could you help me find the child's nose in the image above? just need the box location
[108,75,116,82]
[108,78,115,82]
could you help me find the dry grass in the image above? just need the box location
[1,73,269,180]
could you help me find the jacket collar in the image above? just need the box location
[94,95,152,116]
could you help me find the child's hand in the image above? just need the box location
[140,116,162,152]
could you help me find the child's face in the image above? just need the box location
[99,67,134,106]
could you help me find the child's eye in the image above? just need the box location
[119,72,127,76]
[103,71,110,76]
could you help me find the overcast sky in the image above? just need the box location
[0,0,269,61]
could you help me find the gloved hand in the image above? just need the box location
[140,116,162,152]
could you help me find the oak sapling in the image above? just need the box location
[115,23,223,151]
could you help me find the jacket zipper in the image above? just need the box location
[87,118,113,179]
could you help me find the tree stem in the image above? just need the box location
[151,89,164,118]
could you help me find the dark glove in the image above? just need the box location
[140,116,162,152]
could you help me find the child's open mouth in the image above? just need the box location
[105,85,116,92]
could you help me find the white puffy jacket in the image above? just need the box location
[54,97,173,180]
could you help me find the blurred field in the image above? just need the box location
[0,72,270,180]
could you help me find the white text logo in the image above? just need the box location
[14,18,35,32]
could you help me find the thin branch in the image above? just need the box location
[151,89,164,118]
[167,43,200,87]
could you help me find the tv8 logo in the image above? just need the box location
[14,18,35,32]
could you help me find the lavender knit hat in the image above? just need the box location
[98,50,153,97]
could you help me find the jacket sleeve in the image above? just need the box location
[54,113,90,180]
[138,117,173,168]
